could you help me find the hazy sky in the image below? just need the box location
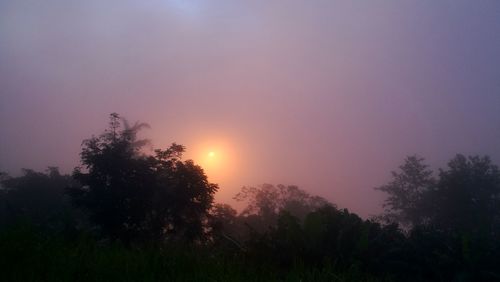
[1,0,500,217]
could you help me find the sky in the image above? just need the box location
[1,0,500,217]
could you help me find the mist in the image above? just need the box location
[1,0,500,218]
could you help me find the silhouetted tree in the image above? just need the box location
[68,113,217,244]
[430,154,500,238]
[0,168,76,229]
[375,155,435,228]
[377,154,500,279]
[234,184,331,233]
[207,203,247,251]
[379,154,500,235]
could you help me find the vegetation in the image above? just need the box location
[67,113,217,244]
[1,114,500,281]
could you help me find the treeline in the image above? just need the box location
[1,114,500,281]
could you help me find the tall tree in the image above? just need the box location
[68,113,217,243]
[431,154,500,237]
[377,154,500,238]
[375,155,435,228]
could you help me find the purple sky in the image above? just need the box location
[1,0,500,217]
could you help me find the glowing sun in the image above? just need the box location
[186,138,240,188]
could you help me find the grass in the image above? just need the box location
[0,224,388,282]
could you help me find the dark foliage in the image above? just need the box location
[3,114,500,281]
[375,155,436,228]
[234,184,332,234]
[0,167,79,231]
[67,113,218,244]
[377,154,500,280]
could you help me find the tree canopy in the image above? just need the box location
[235,184,331,220]
[3,113,500,280]
[67,113,218,244]
[0,167,75,229]
[377,154,500,239]
[375,155,435,228]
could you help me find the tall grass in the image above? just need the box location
[0,224,387,282]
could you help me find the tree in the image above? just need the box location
[235,184,331,219]
[375,155,435,228]
[378,154,500,237]
[377,154,500,279]
[0,168,76,229]
[431,154,500,237]
[67,113,218,244]
[207,203,246,250]
[233,184,332,235]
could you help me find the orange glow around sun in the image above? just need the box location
[187,139,237,185]
[181,133,247,204]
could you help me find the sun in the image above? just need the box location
[186,138,239,188]
[184,137,243,202]
[202,150,219,166]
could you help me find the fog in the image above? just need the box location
[1,0,500,217]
